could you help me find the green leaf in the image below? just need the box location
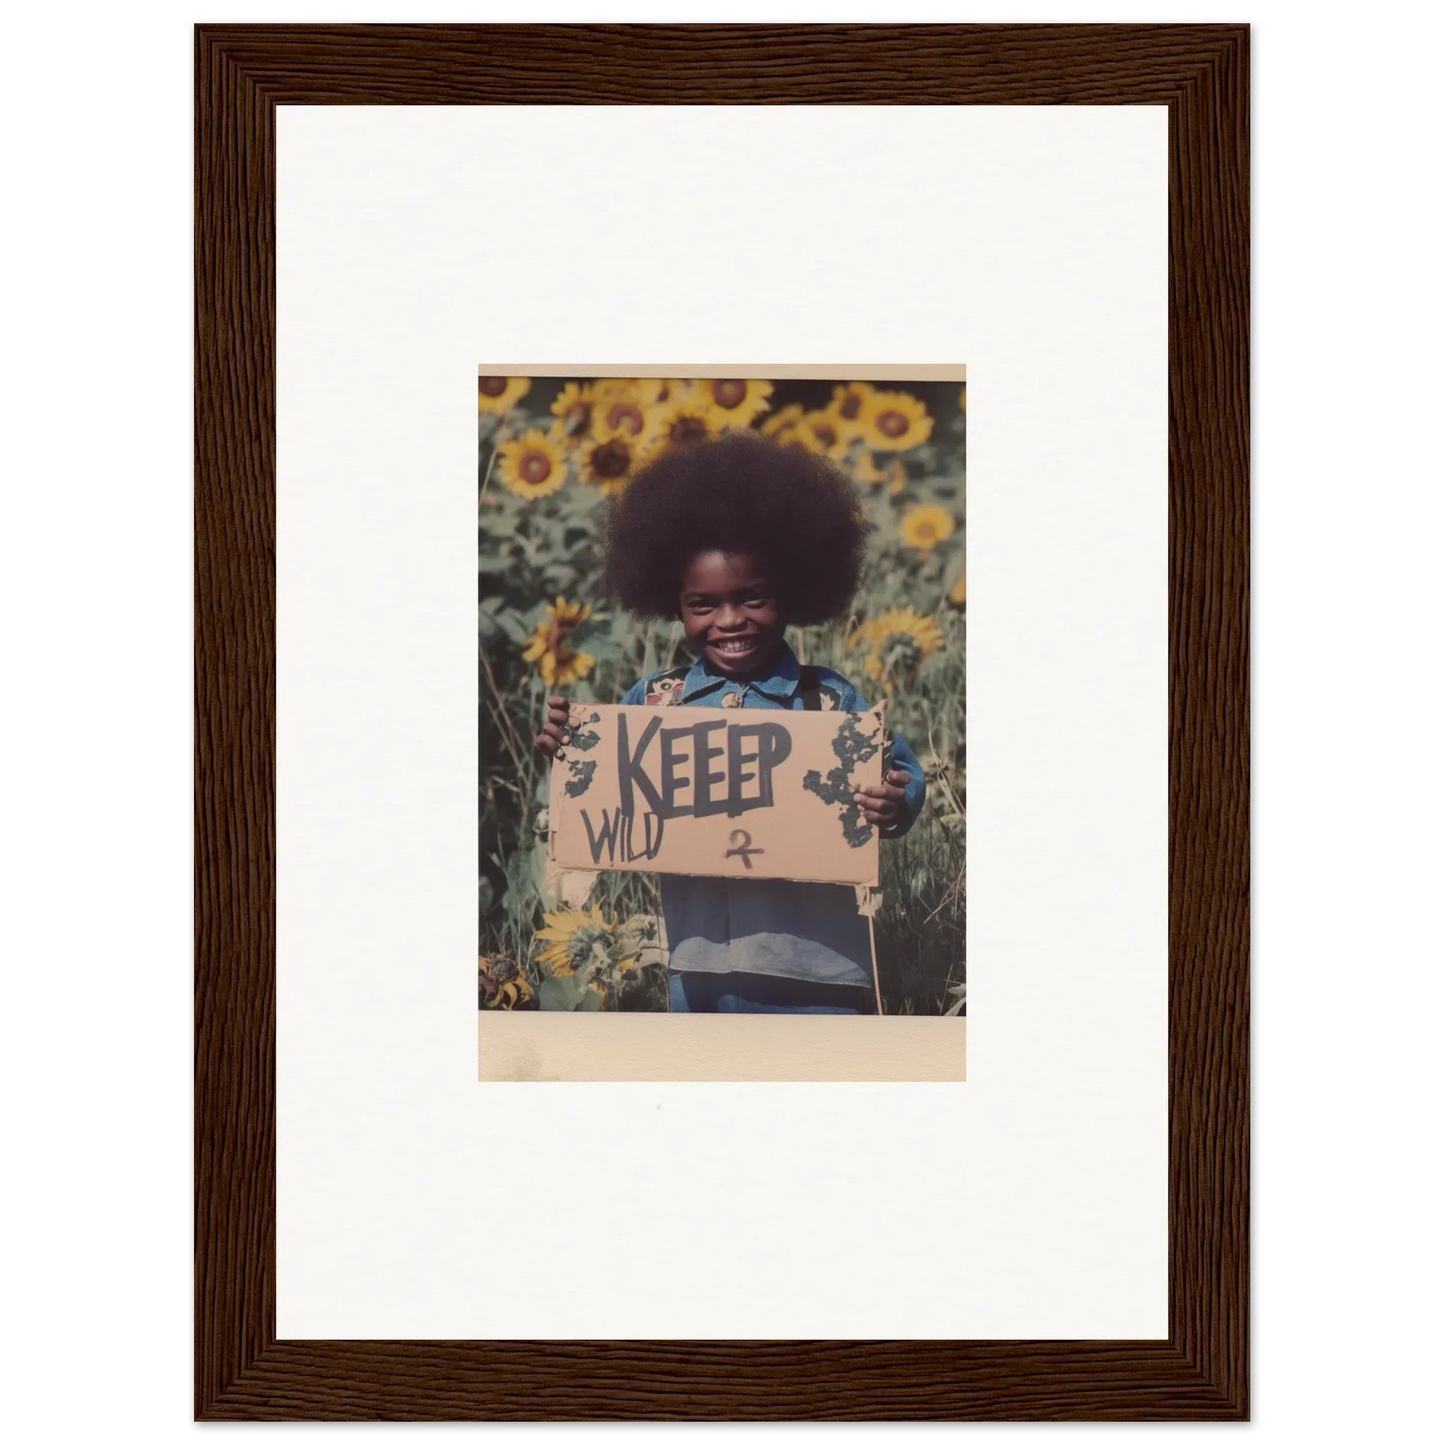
[539,973,588,1011]
[496,611,532,644]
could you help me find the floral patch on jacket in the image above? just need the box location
[643,669,688,706]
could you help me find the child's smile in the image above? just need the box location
[679,550,786,679]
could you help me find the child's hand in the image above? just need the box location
[855,769,910,831]
[534,696,570,758]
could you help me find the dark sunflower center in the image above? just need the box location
[569,925,610,965]
[814,422,838,447]
[563,403,592,435]
[713,379,746,408]
[670,416,707,444]
[838,392,862,419]
[606,403,645,436]
[591,440,630,478]
[520,452,553,484]
[877,410,908,438]
[885,635,924,670]
[541,621,576,658]
[478,376,508,397]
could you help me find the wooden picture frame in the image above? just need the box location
[196,23,1248,1420]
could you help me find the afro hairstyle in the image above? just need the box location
[602,431,868,625]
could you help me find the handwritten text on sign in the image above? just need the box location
[547,703,884,886]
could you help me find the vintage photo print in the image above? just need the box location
[478,372,965,1024]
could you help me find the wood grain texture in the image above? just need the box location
[195,23,1248,1421]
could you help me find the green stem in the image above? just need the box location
[478,438,500,502]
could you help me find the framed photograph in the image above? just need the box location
[197,23,1248,1420]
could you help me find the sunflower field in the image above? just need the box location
[478,375,966,1015]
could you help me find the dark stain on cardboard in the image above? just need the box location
[561,711,602,796]
[802,713,881,847]
[563,759,597,797]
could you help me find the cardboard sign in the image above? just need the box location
[548,703,885,887]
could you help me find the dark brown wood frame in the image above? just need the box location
[196,23,1248,1421]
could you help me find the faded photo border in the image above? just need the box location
[478,364,967,1080]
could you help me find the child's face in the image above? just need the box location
[679,550,786,678]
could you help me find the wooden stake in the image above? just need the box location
[867,911,884,1016]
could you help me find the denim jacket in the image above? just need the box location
[619,645,925,989]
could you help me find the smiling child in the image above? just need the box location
[534,431,926,1013]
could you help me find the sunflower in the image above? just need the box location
[577,425,644,495]
[947,572,967,608]
[827,381,880,439]
[695,378,774,430]
[496,429,568,500]
[549,381,597,444]
[792,409,850,460]
[479,954,533,1010]
[588,381,662,446]
[477,375,531,415]
[650,391,719,453]
[850,606,946,692]
[521,597,596,687]
[535,903,639,979]
[859,389,933,450]
[761,402,805,441]
[899,503,956,553]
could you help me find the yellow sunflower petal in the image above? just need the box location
[853,450,886,485]
[551,651,595,687]
[761,402,805,440]
[594,377,668,407]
